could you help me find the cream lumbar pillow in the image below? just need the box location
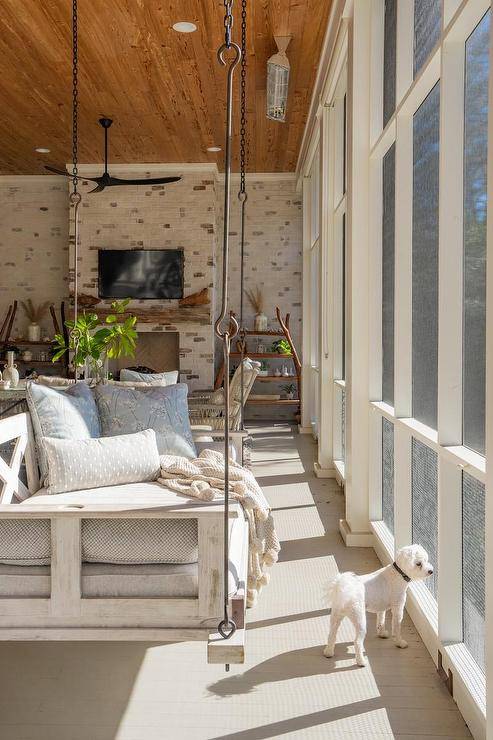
[41,429,161,495]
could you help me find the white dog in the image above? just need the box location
[323,545,434,667]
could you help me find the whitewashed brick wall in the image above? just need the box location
[0,171,302,409]
[0,177,69,338]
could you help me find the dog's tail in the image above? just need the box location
[324,572,358,608]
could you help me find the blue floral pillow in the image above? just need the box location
[94,382,196,459]
[26,381,101,484]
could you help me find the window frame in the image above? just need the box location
[368,0,490,732]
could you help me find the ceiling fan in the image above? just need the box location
[45,118,182,193]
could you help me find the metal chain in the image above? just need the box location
[223,0,234,48]
[216,0,242,665]
[69,0,82,346]
[238,0,248,430]
[239,0,247,196]
[71,0,79,193]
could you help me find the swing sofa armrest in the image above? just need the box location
[191,427,247,464]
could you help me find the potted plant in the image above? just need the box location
[281,383,296,400]
[52,299,138,382]
[245,286,268,331]
[258,360,269,377]
[21,300,50,342]
[271,338,291,355]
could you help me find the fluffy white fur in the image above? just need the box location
[323,545,433,667]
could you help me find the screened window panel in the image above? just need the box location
[382,418,394,533]
[383,0,397,127]
[341,213,346,380]
[382,144,395,405]
[413,0,442,78]
[411,439,438,598]
[343,94,347,195]
[462,473,485,671]
[311,152,320,244]
[463,11,490,456]
[412,83,440,429]
[310,245,320,367]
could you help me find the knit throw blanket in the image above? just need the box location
[158,449,280,607]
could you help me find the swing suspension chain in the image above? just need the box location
[223,0,234,48]
[216,1,241,658]
[71,0,79,195]
[69,0,82,341]
[238,0,248,430]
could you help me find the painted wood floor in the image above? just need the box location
[0,424,470,739]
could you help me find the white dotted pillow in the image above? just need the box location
[41,429,161,495]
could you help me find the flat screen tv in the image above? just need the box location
[98,249,184,299]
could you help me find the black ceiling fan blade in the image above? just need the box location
[44,165,99,183]
[104,175,182,187]
[87,180,107,193]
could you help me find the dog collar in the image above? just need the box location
[392,562,411,582]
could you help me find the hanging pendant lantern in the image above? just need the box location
[266,36,291,122]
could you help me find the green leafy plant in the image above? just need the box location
[271,338,291,355]
[52,299,138,370]
[281,383,296,394]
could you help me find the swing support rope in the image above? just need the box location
[215,1,241,666]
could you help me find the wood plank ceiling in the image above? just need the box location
[0,0,331,175]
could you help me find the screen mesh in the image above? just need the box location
[462,472,485,671]
[383,0,397,126]
[414,0,441,78]
[412,83,440,429]
[382,418,394,533]
[463,11,490,456]
[382,144,395,406]
[411,439,438,598]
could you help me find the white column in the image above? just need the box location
[315,105,336,476]
[340,0,373,546]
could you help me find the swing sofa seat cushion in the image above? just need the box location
[41,429,161,494]
[0,511,247,598]
[0,482,203,566]
[94,382,197,459]
[26,381,101,484]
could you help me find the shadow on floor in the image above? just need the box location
[207,643,360,698]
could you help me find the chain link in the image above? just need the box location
[223,0,234,48]
[71,0,79,193]
[239,0,247,194]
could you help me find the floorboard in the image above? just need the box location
[0,423,471,739]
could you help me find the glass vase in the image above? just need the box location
[83,355,108,384]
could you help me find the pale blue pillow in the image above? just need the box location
[94,382,196,459]
[120,368,179,385]
[26,381,101,483]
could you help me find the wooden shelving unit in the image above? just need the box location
[215,307,301,416]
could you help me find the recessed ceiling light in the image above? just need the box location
[207,146,221,152]
[172,21,197,33]
[35,147,50,154]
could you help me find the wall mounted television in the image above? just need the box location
[98,249,184,299]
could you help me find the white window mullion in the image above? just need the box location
[393,112,413,419]
[393,421,411,553]
[437,35,464,447]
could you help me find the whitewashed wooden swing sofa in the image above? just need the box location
[0,0,253,668]
[0,412,247,664]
